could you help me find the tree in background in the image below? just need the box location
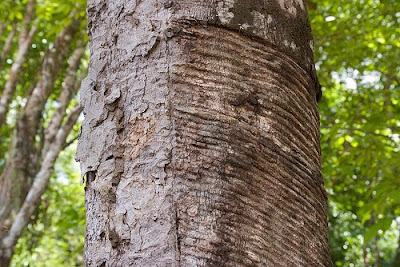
[309,0,400,266]
[78,0,330,265]
[11,148,85,267]
[0,0,87,265]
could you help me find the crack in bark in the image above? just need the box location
[80,0,330,265]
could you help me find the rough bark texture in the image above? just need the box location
[78,0,330,266]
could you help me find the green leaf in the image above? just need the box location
[364,218,393,243]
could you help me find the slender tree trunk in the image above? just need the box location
[0,23,5,37]
[0,105,81,266]
[0,20,79,229]
[0,19,83,265]
[0,23,17,73]
[0,0,37,126]
[78,0,331,266]
[382,74,393,119]
[393,225,400,266]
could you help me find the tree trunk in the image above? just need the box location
[0,18,83,265]
[0,20,80,230]
[0,0,37,126]
[78,0,331,266]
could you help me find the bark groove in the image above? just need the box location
[170,25,329,266]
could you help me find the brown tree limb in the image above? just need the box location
[42,41,86,157]
[0,0,38,126]
[18,0,36,45]
[363,245,370,267]
[0,104,82,262]
[0,24,5,37]
[0,23,17,73]
[373,235,381,267]
[0,17,81,250]
[0,24,38,126]
[63,134,79,150]
[307,1,317,10]
[21,18,81,129]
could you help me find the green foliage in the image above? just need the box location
[36,0,87,38]
[364,218,392,244]
[0,0,86,265]
[310,0,400,265]
[0,0,87,170]
[11,146,85,267]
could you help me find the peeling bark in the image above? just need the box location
[79,0,330,266]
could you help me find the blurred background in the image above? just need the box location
[0,0,399,266]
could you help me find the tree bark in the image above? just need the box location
[78,0,330,266]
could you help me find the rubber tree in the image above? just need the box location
[77,0,331,265]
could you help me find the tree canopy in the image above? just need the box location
[310,0,400,265]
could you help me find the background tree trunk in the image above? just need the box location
[0,6,86,263]
[78,0,331,266]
